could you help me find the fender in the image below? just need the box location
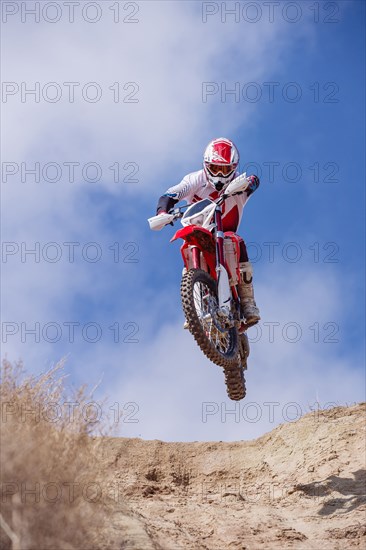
[171,225,214,248]
[171,225,217,278]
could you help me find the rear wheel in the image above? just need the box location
[224,365,246,401]
[223,333,249,400]
[181,268,238,369]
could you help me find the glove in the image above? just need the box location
[246,174,260,192]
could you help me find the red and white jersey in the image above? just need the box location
[163,169,255,233]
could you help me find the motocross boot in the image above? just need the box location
[238,261,260,327]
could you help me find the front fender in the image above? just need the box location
[170,226,215,255]
[170,226,193,243]
[171,225,217,277]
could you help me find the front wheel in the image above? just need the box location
[181,268,238,369]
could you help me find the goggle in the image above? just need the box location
[206,163,236,177]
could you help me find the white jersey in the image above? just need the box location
[163,169,254,233]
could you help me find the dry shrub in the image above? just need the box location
[0,359,117,550]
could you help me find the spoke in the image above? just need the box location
[192,279,232,355]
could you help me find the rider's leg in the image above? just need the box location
[237,240,260,326]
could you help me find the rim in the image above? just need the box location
[192,280,233,355]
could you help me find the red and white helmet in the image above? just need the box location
[203,137,239,192]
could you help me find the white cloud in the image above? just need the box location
[2,2,311,179]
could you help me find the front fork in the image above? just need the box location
[214,205,225,267]
[192,246,200,269]
[214,206,233,317]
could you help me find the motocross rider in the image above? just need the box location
[156,137,260,327]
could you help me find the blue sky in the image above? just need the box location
[2,1,365,441]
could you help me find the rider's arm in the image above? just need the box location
[156,174,201,214]
[156,194,179,215]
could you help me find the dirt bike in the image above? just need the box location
[148,175,251,401]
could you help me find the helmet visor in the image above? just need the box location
[206,163,236,177]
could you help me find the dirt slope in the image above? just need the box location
[98,403,366,550]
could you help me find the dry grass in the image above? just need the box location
[0,359,117,550]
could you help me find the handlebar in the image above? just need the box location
[148,174,249,231]
[167,190,243,216]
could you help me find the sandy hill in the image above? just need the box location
[97,403,366,549]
